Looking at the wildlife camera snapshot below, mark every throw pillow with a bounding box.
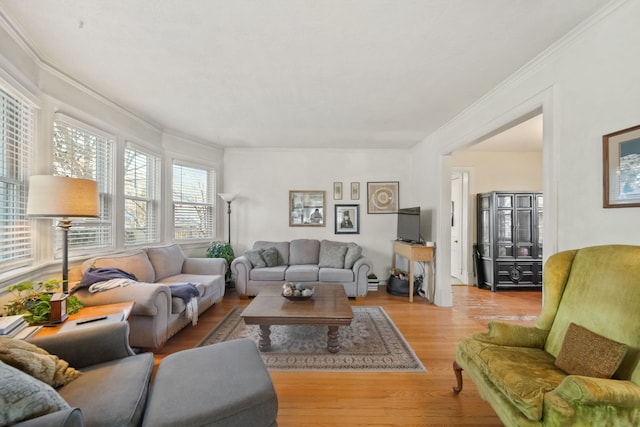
[262,247,281,267]
[244,249,267,268]
[0,361,71,427]
[554,323,627,378]
[344,243,362,269]
[319,243,348,269]
[0,337,82,388]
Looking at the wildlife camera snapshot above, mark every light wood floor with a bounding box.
[154,285,542,426]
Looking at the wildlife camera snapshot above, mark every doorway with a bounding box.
[450,170,469,284]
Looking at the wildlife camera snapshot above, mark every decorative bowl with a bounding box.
[281,283,314,301]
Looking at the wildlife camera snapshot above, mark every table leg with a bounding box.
[327,325,340,353]
[258,324,272,351]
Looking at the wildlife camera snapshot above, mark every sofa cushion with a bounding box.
[319,268,354,282]
[0,361,71,427]
[250,266,287,281]
[319,242,348,268]
[285,264,319,281]
[245,249,267,268]
[554,323,627,378]
[59,353,154,427]
[458,337,566,421]
[0,337,82,388]
[253,241,290,265]
[262,247,282,267]
[289,239,320,265]
[89,251,155,283]
[344,243,362,269]
[147,244,186,281]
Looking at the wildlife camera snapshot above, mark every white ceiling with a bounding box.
[0,1,610,149]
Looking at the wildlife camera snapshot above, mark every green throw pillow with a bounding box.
[554,323,627,378]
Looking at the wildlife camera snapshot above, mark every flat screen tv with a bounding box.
[396,207,421,243]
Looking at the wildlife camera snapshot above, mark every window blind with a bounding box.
[0,87,34,267]
[124,145,160,245]
[172,163,214,240]
[52,117,114,253]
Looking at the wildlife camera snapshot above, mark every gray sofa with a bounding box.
[70,244,226,349]
[231,239,372,298]
[6,322,278,427]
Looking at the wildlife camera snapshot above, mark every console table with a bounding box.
[392,241,436,302]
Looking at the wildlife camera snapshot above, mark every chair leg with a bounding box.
[453,360,464,394]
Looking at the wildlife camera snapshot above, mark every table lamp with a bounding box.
[218,193,237,244]
[27,175,99,294]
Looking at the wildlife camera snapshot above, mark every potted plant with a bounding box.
[206,241,235,286]
[4,279,83,324]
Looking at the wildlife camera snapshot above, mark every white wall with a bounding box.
[224,148,412,280]
[413,0,640,306]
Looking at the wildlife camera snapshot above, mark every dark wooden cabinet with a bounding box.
[477,191,543,291]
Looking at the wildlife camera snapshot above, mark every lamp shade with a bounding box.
[27,175,99,218]
[218,193,237,203]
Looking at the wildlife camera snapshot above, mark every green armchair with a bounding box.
[453,245,640,426]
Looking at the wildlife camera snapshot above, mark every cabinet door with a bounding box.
[536,194,544,258]
[496,194,514,258]
[478,195,492,257]
[514,194,535,258]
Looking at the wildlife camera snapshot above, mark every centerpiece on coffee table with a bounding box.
[282,282,314,300]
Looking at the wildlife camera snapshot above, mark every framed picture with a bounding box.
[289,191,326,226]
[367,181,399,214]
[603,124,640,208]
[335,204,359,234]
[350,182,360,200]
[333,182,343,200]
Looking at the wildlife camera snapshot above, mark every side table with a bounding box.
[34,301,134,337]
[392,241,436,302]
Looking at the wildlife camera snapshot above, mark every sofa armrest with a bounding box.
[472,321,548,348]
[12,408,83,427]
[552,376,640,407]
[28,322,135,369]
[74,283,171,317]
[183,257,227,276]
[231,256,253,295]
[352,256,372,297]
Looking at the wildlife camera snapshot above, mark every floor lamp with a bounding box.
[27,176,99,294]
[218,193,237,244]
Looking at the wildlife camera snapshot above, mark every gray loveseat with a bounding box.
[70,244,226,349]
[6,322,278,427]
[231,239,372,298]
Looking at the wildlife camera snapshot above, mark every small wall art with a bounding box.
[367,181,399,214]
[603,124,640,208]
[350,182,360,200]
[335,204,359,234]
[333,182,343,200]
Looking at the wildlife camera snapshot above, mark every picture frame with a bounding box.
[603,124,640,208]
[335,204,359,234]
[289,190,326,226]
[333,182,343,200]
[350,182,360,200]
[367,181,399,214]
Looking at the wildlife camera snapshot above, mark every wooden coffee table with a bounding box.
[241,284,353,353]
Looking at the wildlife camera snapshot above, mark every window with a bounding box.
[52,116,114,254]
[124,144,160,245]
[0,87,34,268]
[172,162,214,240]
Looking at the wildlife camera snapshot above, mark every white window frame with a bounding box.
[52,114,115,256]
[124,143,161,246]
[172,161,215,241]
[0,84,36,271]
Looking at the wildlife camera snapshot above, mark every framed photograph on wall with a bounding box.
[333,182,343,200]
[603,124,640,208]
[367,181,399,214]
[350,182,360,200]
[289,190,326,226]
[335,204,359,234]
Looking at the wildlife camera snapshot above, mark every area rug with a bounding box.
[197,306,426,372]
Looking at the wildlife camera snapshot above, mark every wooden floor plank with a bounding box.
[154,284,541,426]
